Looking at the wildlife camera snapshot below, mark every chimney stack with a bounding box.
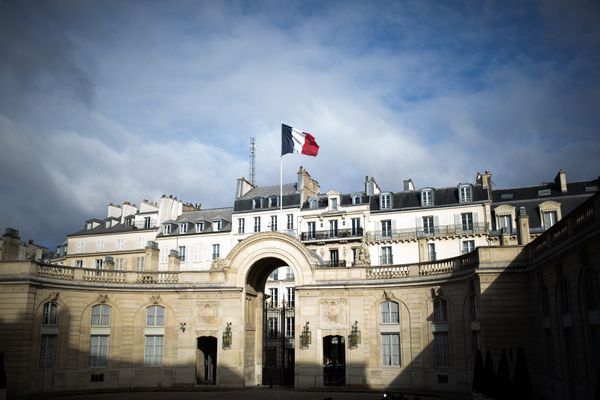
[554,169,567,193]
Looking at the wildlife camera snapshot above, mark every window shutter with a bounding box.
[434,215,440,227]
[473,212,479,225]
[454,214,460,226]
[416,217,422,228]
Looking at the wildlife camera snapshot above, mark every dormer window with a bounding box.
[213,220,222,231]
[163,224,171,235]
[421,189,434,207]
[330,197,338,211]
[179,223,188,234]
[252,197,262,209]
[86,222,93,230]
[309,197,319,209]
[196,222,204,232]
[352,195,361,205]
[125,216,134,226]
[380,193,391,210]
[269,196,279,208]
[458,184,472,203]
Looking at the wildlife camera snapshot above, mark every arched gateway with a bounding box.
[225,232,317,386]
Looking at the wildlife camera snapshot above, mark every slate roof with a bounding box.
[159,207,234,236]
[68,220,138,237]
[238,183,297,200]
[234,183,301,212]
[369,185,490,212]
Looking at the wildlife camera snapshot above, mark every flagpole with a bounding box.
[280,120,284,212]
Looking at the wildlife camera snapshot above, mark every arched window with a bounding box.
[145,305,165,367]
[432,297,449,367]
[434,298,448,322]
[42,302,58,326]
[39,302,58,369]
[380,301,400,366]
[90,304,111,367]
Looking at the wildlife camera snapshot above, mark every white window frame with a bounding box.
[421,189,433,206]
[270,215,278,231]
[178,246,186,262]
[238,218,245,234]
[380,193,391,210]
[212,244,220,259]
[180,223,188,234]
[254,216,261,232]
[459,184,472,203]
[287,214,294,230]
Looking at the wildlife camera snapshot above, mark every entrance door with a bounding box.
[196,336,217,384]
[323,335,345,386]
[262,300,295,386]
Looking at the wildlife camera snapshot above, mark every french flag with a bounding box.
[281,124,320,157]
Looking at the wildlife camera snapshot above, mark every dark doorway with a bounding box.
[323,335,346,385]
[196,336,217,384]
[262,298,295,386]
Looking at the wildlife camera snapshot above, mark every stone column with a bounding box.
[168,250,181,272]
[517,207,530,246]
[145,241,160,272]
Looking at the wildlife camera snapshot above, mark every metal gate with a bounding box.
[262,300,295,386]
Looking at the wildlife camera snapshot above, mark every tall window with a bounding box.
[145,305,165,367]
[90,304,111,367]
[75,260,84,268]
[381,246,393,265]
[180,223,188,234]
[423,216,434,235]
[163,224,171,235]
[329,249,339,267]
[307,221,316,239]
[144,216,151,229]
[329,220,338,237]
[330,197,338,210]
[498,215,512,233]
[269,196,279,208]
[115,258,124,270]
[214,220,222,231]
[380,193,391,209]
[433,298,449,367]
[351,218,361,236]
[461,213,473,231]
[269,288,279,307]
[254,217,261,232]
[271,215,278,231]
[43,302,58,325]
[117,238,124,250]
[212,244,220,259]
[95,259,103,270]
[428,243,436,261]
[146,305,165,327]
[380,301,400,366]
[40,302,58,369]
[238,218,245,234]
[459,185,472,202]
[309,197,319,209]
[542,211,558,230]
[462,240,475,254]
[253,198,262,209]
[268,318,278,338]
[178,246,186,262]
[285,317,295,338]
[434,298,447,322]
[135,256,144,271]
[196,222,204,232]
[421,189,433,206]
[287,214,294,230]
[381,220,392,238]
[287,287,295,306]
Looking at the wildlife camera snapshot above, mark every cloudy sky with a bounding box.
[1,0,599,247]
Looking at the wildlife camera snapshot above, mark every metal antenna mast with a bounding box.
[249,137,256,185]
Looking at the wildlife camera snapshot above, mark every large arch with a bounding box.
[224,232,317,386]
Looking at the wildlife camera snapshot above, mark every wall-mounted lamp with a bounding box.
[222,322,232,349]
[179,322,186,332]
[348,320,361,349]
[300,321,311,349]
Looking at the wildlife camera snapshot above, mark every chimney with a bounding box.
[554,169,567,193]
[235,177,255,199]
[403,179,415,191]
[145,241,160,272]
[365,176,381,196]
[1,228,21,261]
[168,249,181,272]
[107,203,122,219]
[297,167,320,204]
[517,207,530,245]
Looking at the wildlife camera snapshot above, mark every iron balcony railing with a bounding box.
[366,222,488,241]
[322,259,347,267]
[300,228,363,241]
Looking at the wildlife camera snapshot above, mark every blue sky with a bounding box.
[1,0,599,247]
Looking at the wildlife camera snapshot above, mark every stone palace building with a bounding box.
[0,168,598,399]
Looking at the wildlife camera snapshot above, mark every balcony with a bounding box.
[134,219,158,229]
[300,228,363,242]
[367,222,488,242]
[323,259,347,267]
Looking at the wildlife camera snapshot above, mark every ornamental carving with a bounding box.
[430,286,443,299]
[97,293,109,303]
[49,291,60,301]
[211,258,229,271]
[320,299,347,325]
[356,243,371,266]
[150,295,161,305]
[197,302,219,325]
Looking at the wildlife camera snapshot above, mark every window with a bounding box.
[163,224,171,235]
[462,240,475,254]
[584,270,600,311]
[287,214,294,230]
[117,238,124,250]
[91,304,111,326]
[212,244,220,259]
[39,334,57,369]
[96,240,104,252]
[309,197,319,209]
[138,236,145,248]
[254,217,261,232]
[178,246,186,262]
[351,218,361,236]
[75,260,84,268]
[238,218,245,234]
[95,259,103,270]
[146,305,165,327]
[381,333,401,366]
[269,196,279,208]
[428,243,436,261]
[433,298,447,322]
[285,317,295,338]
[329,220,338,237]
[380,193,391,209]
[115,258,124,270]
[330,197,338,210]
[196,222,204,232]
[180,223,188,234]
[76,241,84,253]
[287,287,295,306]
[469,294,479,321]
[381,220,392,238]
[89,335,109,367]
[43,302,58,325]
[542,211,558,230]
[381,246,393,265]
[214,220,222,231]
[353,195,361,205]
[253,198,262,209]
[268,318,278,338]
[381,301,399,324]
[271,215,278,231]
[559,279,570,315]
[498,215,513,233]
[459,185,472,203]
[329,249,339,266]
[461,213,473,231]
[434,332,450,367]
[422,189,433,206]
[144,335,163,367]
[352,247,359,265]
[144,217,151,229]
[423,216,435,234]
[307,221,316,239]
[269,288,279,307]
